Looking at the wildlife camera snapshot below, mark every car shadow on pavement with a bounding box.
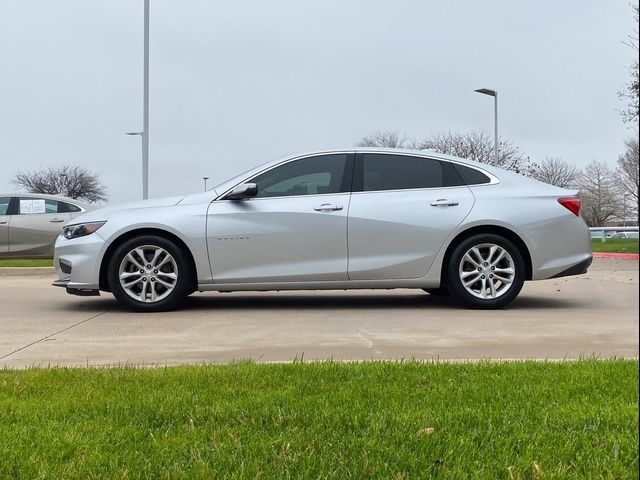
[177,292,583,311]
[53,292,583,313]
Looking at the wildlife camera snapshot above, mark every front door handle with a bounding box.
[314,204,343,212]
[50,218,65,223]
[0,220,7,225]
[430,199,459,207]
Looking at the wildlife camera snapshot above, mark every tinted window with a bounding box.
[0,197,9,216]
[361,154,443,191]
[58,201,82,213]
[453,164,491,185]
[251,154,350,198]
[18,198,58,214]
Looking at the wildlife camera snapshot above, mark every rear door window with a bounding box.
[357,154,443,191]
[18,198,59,214]
[0,197,10,216]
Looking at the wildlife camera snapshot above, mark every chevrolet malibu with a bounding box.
[53,149,592,311]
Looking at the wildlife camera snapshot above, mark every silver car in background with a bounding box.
[0,193,89,258]
[52,148,592,311]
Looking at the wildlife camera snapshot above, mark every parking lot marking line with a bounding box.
[0,310,112,362]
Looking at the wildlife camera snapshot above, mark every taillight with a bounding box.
[558,197,581,216]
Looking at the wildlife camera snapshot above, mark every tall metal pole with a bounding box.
[493,91,498,163]
[203,177,209,192]
[142,0,150,199]
[474,88,499,163]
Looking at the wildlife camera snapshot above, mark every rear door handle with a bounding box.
[430,199,459,207]
[314,204,343,212]
[50,218,65,223]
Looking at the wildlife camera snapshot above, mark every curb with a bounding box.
[592,252,639,260]
[0,267,56,277]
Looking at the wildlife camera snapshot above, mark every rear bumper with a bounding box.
[524,215,593,280]
[549,255,592,279]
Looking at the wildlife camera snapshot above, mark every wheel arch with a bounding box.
[99,228,198,292]
[440,225,533,284]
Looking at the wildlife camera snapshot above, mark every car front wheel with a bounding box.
[107,235,193,312]
[446,233,525,309]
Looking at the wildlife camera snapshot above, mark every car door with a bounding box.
[207,153,354,283]
[347,153,475,280]
[0,197,11,254]
[8,198,72,257]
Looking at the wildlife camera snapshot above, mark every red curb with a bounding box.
[593,252,639,260]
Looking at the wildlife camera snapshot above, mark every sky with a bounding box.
[0,0,636,203]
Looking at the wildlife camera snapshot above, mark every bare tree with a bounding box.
[12,165,108,203]
[619,1,639,125]
[357,131,407,148]
[578,160,621,226]
[531,156,580,188]
[413,131,535,175]
[617,137,639,223]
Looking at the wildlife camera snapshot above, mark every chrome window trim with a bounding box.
[215,150,499,201]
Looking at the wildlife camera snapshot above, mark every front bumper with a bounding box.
[52,232,106,293]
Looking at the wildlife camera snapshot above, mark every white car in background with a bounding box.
[0,193,89,258]
[608,231,639,239]
[52,148,592,311]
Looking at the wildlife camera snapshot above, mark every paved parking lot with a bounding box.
[0,258,637,368]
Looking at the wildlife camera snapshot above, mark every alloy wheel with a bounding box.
[458,243,515,300]
[118,245,179,303]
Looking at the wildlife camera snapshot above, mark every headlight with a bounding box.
[63,222,106,240]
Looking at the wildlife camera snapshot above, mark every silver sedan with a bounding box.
[1,193,89,258]
[52,148,592,310]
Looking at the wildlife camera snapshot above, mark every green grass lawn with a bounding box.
[0,360,637,479]
[0,258,53,267]
[592,238,639,254]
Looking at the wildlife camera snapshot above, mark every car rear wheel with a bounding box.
[107,235,192,312]
[446,233,525,309]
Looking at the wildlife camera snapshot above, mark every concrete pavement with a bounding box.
[0,258,637,368]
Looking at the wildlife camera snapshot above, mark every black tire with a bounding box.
[422,287,450,296]
[107,235,193,312]
[446,233,525,309]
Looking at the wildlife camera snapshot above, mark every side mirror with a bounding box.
[225,183,258,200]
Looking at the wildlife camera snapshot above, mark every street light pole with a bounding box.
[59,173,67,197]
[474,88,498,162]
[125,0,150,200]
[142,0,149,200]
[203,177,209,192]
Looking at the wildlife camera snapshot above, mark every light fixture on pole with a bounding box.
[203,176,210,192]
[125,0,150,200]
[474,88,498,162]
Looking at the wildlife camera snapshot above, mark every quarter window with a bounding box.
[360,154,443,191]
[250,154,350,198]
[453,164,491,185]
[58,201,82,213]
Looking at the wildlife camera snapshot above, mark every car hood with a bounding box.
[67,195,186,225]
